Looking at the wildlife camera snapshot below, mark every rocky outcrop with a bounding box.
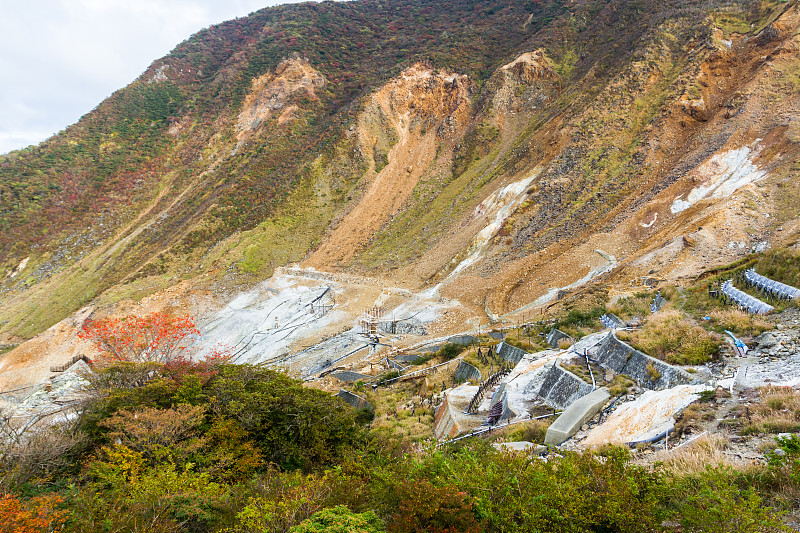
[236,54,326,137]
[491,49,561,115]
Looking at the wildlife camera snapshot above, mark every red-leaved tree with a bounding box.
[0,492,66,533]
[78,312,202,364]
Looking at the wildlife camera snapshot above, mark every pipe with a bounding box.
[626,426,673,447]
[584,351,596,389]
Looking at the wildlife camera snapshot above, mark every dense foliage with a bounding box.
[1,374,795,533]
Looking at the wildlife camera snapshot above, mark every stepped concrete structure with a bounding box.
[435,335,700,443]
[433,385,482,439]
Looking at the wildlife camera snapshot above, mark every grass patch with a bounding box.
[498,418,552,444]
[608,375,634,397]
[711,11,750,35]
[503,335,539,353]
[563,364,595,385]
[741,387,800,435]
[609,291,658,322]
[674,402,718,438]
[617,309,721,365]
[655,434,746,476]
[707,309,772,337]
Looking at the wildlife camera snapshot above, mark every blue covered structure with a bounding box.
[721,280,773,314]
[743,269,800,301]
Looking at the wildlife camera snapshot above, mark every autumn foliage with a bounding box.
[78,312,201,364]
[0,492,65,533]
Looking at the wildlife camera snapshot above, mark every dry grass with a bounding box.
[608,374,634,397]
[707,308,772,337]
[741,386,800,435]
[618,309,721,365]
[609,292,657,321]
[674,402,717,438]
[654,434,748,476]
[557,337,574,349]
[495,418,552,444]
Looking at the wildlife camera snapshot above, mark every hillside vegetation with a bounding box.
[1,358,797,533]
[3,0,798,342]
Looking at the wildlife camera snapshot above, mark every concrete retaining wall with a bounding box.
[544,387,611,445]
[593,333,693,390]
[388,359,405,371]
[497,342,527,365]
[453,360,481,383]
[331,371,371,383]
[536,362,595,410]
[336,390,373,411]
[546,329,573,349]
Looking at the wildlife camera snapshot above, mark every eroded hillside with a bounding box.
[1,0,800,383]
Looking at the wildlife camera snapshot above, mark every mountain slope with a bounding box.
[1,0,799,353]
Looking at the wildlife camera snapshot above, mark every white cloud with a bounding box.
[0,0,302,154]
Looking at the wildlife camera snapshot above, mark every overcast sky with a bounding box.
[0,0,303,155]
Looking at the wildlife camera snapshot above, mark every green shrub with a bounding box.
[557,307,607,329]
[375,443,664,533]
[290,505,385,533]
[71,445,226,533]
[669,467,789,533]
[388,480,479,533]
[210,365,363,471]
[436,343,466,361]
[78,362,365,473]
